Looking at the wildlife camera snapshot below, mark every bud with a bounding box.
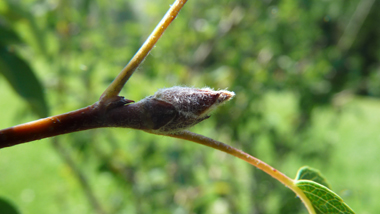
[142,86,235,134]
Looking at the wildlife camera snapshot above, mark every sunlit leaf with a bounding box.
[295,166,331,189]
[0,47,48,117]
[296,180,355,214]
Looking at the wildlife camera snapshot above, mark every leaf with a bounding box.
[0,197,20,214]
[296,180,355,214]
[0,2,48,57]
[0,23,22,46]
[295,167,355,214]
[295,166,331,189]
[0,46,49,117]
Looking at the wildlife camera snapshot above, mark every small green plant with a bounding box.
[0,1,356,213]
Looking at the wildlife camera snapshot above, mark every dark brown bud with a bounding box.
[141,86,235,134]
[105,87,235,134]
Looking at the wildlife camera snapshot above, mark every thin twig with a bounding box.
[100,0,188,102]
[166,130,316,214]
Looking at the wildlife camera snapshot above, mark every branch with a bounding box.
[100,0,188,103]
[0,104,102,148]
[0,0,191,148]
[0,87,228,148]
[166,130,316,214]
[0,97,141,148]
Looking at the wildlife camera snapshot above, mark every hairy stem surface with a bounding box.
[167,130,316,214]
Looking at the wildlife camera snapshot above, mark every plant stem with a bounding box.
[0,104,103,148]
[100,0,188,102]
[167,130,316,214]
[0,98,157,148]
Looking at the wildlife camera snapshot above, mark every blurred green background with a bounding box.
[1,0,380,213]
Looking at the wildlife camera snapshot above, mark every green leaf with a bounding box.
[0,46,49,117]
[295,166,331,189]
[0,2,48,57]
[0,23,22,46]
[296,180,355,214]
[0,197,20,214]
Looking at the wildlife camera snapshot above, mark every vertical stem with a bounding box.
[100,0,188,102]
[167,130,316,214]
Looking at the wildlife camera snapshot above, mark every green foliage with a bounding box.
[0,197,19,214]
[0,46,48,117]
[296,166,331,189]
[296,181,354,214]
[1,0,380,213]
[0,11,48,117]
[295,166,354,214]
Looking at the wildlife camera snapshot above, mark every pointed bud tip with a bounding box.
[216,89,235,103]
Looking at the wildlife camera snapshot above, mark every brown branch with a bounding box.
[0,97,141,148]
[0,104,103,148]
[0,87,234,149]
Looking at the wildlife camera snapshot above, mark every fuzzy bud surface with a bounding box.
[143,86,235,134]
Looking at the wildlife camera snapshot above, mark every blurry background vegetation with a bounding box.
[1,0,380,213]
